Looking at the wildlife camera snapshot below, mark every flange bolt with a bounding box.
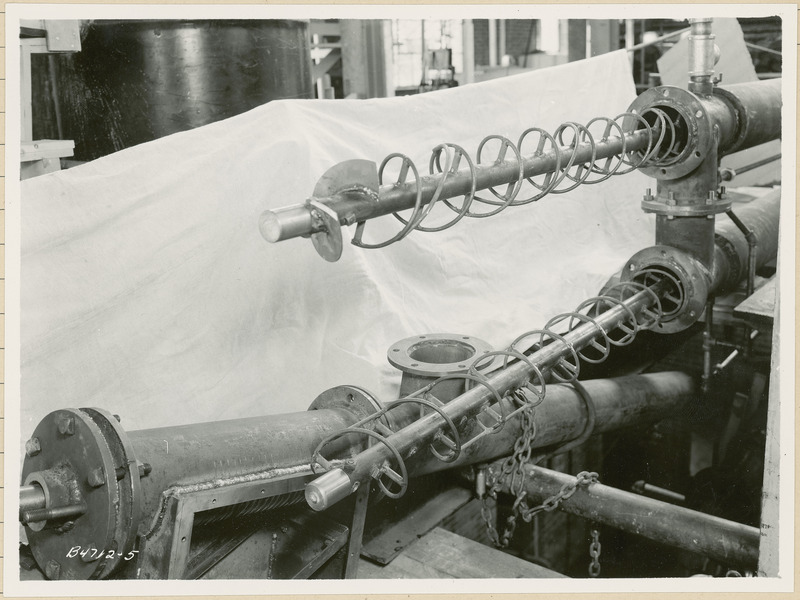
[57,415,75,436]
[87,467,106,488]
[45,560,61,580]
[25,437,41,457]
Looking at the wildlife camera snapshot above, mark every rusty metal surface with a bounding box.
[127,407,365,521]
[411,372,694,476]
[22,404,369,579]
[714,78,782,154]
[21,409,136,579]
[712,188,781,294]
[504,464,760,569]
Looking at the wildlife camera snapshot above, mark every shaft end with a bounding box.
[305,468,354,511]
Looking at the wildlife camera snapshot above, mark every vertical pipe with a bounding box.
[639,20,646,88]
[488,19,498,66]
[420,20,426,85]
[701,296,714,394]
[498,19,507,62]
[688,18,715,95]
[461,19,475,84]
[625,19,635,66]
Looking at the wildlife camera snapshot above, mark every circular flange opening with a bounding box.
[407,340,475,365]
[621,245,710,334]
[388,333,493,377]
[632,266,686,319]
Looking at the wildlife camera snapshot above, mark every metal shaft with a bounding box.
[20,484,47,514]
[306,281,668,510]
[260,129,652,243]
[505,464,760,569]
[21,502,88,525]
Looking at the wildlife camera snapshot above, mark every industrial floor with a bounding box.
[358,527,566,579]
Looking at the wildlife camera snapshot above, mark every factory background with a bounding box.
[13,12,792,591]
[23,18,782,170]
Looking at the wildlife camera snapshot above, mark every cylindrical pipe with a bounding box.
[126,407,390,520]
[714,78,782,155]
[688,18,716,95]
[259,129,652,244]
[410,371,694,476]
[503,464,760,569]
[711,188,780,294]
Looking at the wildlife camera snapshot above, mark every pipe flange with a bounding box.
[387,333,493,378]
[21,409,140,579]
[621,245,710,334]
[642,195,732,217]
[626,86,713,180]
[308,385,383,422]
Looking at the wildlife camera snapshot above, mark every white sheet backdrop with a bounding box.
[20,50,655,434]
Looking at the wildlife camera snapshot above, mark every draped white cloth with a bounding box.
[20,50,653,434]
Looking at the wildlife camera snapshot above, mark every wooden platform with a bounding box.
[358,527,567,579]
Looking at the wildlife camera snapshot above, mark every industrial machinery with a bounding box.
[19,19,783,580]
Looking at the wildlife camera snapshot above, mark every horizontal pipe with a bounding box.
[714,78,782,155]
[711,187,780,294]
[411,371,695,476]
[127,406,411,520]
[260,129,652,244]
[502,464,760,569]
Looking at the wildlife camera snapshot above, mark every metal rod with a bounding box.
[701,296,714,394]
[745,41,782,57]
[720,154,781,182]
[19,484,47,514]
[260,129,652,244]
[632,480,686,504]
[306,281,668,510]
[714,348,740,374]
[508,465,760,569]
[626,26,691,53]
[21,502,88,524]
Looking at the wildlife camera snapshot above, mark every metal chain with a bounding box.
[480,389,536,547]
[588,527,601,577]
[479,388,600,548]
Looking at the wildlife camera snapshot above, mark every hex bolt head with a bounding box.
[45,560,61,580]
[87,467,106,487]
[57,415,75,436]
[25,437,42,457]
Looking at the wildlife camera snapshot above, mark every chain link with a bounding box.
[588,527,601,577]
[480,389,536,547]
[479,388,599,549]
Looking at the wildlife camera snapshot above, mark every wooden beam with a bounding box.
[312,48,341,82]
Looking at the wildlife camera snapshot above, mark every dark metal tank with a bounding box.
[34,20,313,161]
